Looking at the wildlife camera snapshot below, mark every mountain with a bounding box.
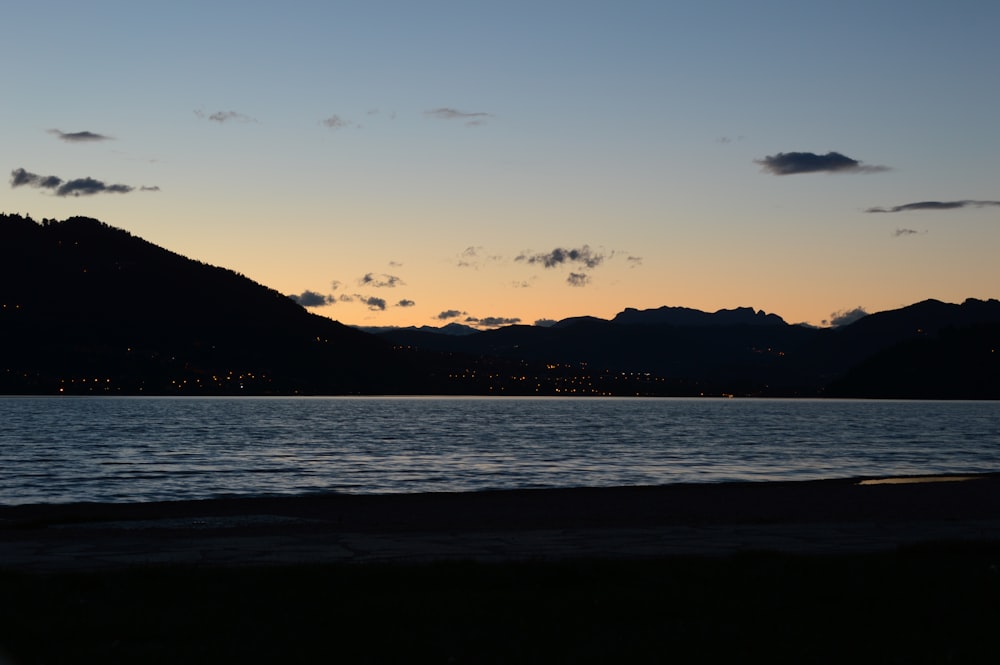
[612,305,786,327]
[3,213,998,398]
[373,298,1000,398]
[0,214,450,394]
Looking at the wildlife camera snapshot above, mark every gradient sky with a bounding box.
[5,1,999,329]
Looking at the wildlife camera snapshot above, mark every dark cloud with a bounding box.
[140,185,161,192]
[893,228,919,237]
[11,168,60,189]
[48,129,112,142]
[825,307,868,327]
[755,151,889,175]
[425,108,492,126]
[866,200,1000,213]
[437,309,466,320]
[194,109,256,123]
[534,319,557,327]
[396,299,416,307]
[515,246,604,269]
[470,316,521,328]
[364,297,387,311]
[10,168,145,196]
[359,273,403,288]
[58,177,133,196]
[566,272,590,287]
[289,290,334,307]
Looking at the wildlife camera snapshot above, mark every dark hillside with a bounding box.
[0,214,435,394]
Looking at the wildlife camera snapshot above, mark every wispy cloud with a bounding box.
[866,200,1000,213]
[425,107,492,126]
[437,309,466,320]
[566,272,590,287]
[48,129,113,142]
[515,246,604,269]
[321,114,353,130]
[10,168,155,197]
[893,228,920,237]
[194,109,257,123]
[456,246,503,269]
[755,151,889,175]
[359,273,403,288]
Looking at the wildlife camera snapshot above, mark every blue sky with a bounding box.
[5,0,999,328]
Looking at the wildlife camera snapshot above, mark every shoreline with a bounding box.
[3,473,999,571]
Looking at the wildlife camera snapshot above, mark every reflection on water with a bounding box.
[1,396,998,504]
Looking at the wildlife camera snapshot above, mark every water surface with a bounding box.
[1,396,997,504]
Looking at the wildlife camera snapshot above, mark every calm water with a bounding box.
[1,396,998,505]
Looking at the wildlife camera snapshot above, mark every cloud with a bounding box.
[825,307,868,327]
[469,316,521,328]
[893,228,919,237]
[11,168,60,189]
[755,151,889,175]
[865,200,1000,213]
[48,129,112,142]
[534,319,557,327]
[457,246,482,267]
[425,107,492,126]
[437,309,466,320]
[289,290,334,307]
[363,297,387,311]
[626,255,643,267]
[566,272,590,287]
[140,185,161,192]
[359,273,403,288]
[10,168,149,197]
[194,109,257,123]
[322,115,352,130]
[515,246,604,269]
[396,299,416,308]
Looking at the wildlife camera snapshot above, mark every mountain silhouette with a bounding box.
[3,213,998,397]
[0,214,450,394]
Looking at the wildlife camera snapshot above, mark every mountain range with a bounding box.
[2,213,998,398]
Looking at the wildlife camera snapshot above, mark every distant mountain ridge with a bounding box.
[2,213,998,397]
[612,305,786,326]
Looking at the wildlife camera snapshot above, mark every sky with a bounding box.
[4,1,999,329]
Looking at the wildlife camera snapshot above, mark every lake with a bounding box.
[1,396,998,504]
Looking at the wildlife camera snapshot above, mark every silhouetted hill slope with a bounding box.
[0,214,442,394]
[826,321,1000,399]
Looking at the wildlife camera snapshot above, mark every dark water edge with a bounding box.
[3,545,1000,664]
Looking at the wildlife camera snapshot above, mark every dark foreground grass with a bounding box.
[2,543,999,664]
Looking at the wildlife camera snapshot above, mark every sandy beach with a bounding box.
[3,473,1000,571]
[2,475,1000,663]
